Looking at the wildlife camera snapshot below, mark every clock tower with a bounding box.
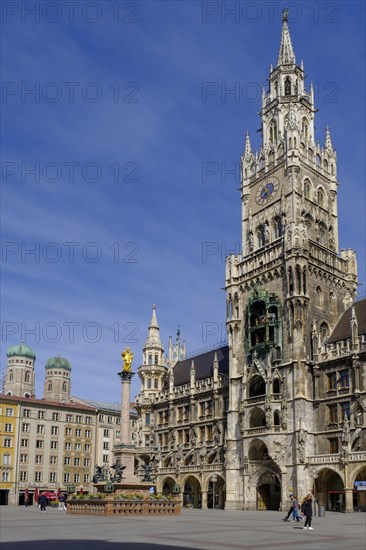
[225,10,358,510]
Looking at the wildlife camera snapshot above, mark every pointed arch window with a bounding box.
[329,292,336,314]
[154,354,159,365]
[257,225,266,248]
[303,267,307,294]
[9,370,13,382]
[288,267,294,295]
[274,411,281,426]
[304,179,311,199]
[316,154,321,167]
[317,188,324,207]
[273,216,282,239]
[269,120,277,145]
[316,287,323,307]
[62,382,67,392]
[148,354,152,365]
[285,77,291,96]
[47,382,52,391]
[301,118,309,141]
[320,322,329,342]
[25,371,30,383]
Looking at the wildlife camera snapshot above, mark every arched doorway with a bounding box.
[162,477,176,496]
[183,476,202,508]
[257,471,281,510]
[316,469,345,512]
[207,475,226,509]
[353,467,366,512]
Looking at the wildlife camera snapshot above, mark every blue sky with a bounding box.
[1,1,365,403]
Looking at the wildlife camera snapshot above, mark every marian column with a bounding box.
[114,347,139,482]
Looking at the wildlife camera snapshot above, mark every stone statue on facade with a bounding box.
[341,417,350,447]
[297,428,306,463]
[143,464,153,482]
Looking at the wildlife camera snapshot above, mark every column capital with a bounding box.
[118,371,135,383]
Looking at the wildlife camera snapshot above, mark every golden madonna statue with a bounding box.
[121,347,133,372]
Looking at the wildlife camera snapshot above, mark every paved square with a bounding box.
[1,507,365,550]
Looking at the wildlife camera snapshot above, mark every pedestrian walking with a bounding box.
[58,494,66,511]
[38,492,48,513]
[282,494,295,521]
[301,492,314,530]
[291,495,302,522]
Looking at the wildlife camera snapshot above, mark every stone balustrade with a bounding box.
[67,498,180,516]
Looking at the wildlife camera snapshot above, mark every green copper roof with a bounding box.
[45,355,71,371]
[7,343,36,360]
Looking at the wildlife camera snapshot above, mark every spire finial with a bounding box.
[277,8,296,66]
[325,126,333,150]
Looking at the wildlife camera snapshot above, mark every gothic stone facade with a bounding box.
[134,14,365,512]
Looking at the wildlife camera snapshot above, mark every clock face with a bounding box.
[255,178,279,206]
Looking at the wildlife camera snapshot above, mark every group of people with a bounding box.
[282,492,314,530]
[35,492,67,513]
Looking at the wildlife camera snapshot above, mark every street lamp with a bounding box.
[211,474,218,511]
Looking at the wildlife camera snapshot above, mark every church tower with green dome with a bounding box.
[43,354,72,402]
[4,342,36,398]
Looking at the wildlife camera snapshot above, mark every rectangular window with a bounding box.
[4,424,12,432]
[147,378,152,389]
[103,442,109,450]
[38,410,45,419]
[34,472,42,482]
[64,457,71,465]
[327,372,337,390]
[35,455,43,464]
[103,429,110,438]
[2,472,9,482]
[6,408,14,416]
[65,428,72,436]
[84,474,90,483]
[22,423,30,432]
[50,456,57,464]
[23,409,30,418]
[102,454,109,463]
[329,438,339,454]
[4,438,12,448]
[74,458,80,466]
[20,454,28,463]
[99,414,104,422]
[108,416,113,424]
[50,441,58,449]
[145,413,150,426]
[51,426,59,435]
[52,413,60,421]
[84,458,90,467]
[20,471,27,481]
[85,416,91,425]
[64,473,70,483]
[49,472,57,482]
[328,404,338,424]
[116,430,120,439]
[66,414,73,423]
[74,473,80,483]
[85,430,91,438]
[37,425,45,434]
[84,444,91,452]
[75,443,81,451]
[36,440,44,448]
[76,415,82,424]
[145,435,150,446]
[75,429,81,437]
[64,442,71,450]
[340,370,349,388]
[21,439,28,447]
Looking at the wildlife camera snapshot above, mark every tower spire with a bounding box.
[244,131,252,158]
[277,8,296,66]
[145,304,163,348]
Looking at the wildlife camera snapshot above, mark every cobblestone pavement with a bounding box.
[1,506,365,550]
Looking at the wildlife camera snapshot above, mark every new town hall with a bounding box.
[1,13,365,511]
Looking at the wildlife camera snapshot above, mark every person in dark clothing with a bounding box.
[282,494,295,521]
[38,493,48,513]
[301,493,314,530]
